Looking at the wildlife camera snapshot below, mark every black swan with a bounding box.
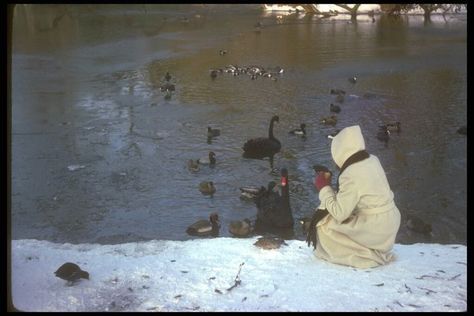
[243,115,281,159]
[186,213,220,237]
[54,262,89,285]
[254,168,294,231]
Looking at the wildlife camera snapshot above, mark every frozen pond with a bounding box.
[11,5,467,245]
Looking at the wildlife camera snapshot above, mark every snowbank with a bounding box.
[11,238,466,312]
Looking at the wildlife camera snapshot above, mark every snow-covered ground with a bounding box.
[11,238,466,312]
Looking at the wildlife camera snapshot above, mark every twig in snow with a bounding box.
[449,273,462,280]
[215,289,223,294]
[373,283,384,286]
[394,300,403,307]
[408,304,421,308]
[418,287,437,295]
[415,274,441,280]
[227,262,245,292]
[404,284,412,293]
[456,261,466,266]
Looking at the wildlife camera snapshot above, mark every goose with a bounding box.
[186,213,220,237]
[243,115,281,159]
[321,115,337,126]
[289,123,306,137]
[199,181,216,195]
[197,151,216,166]
[187,159,200,172]
[228,218,253,237]
[330,103,341,113]
[219,49,228,55]
[54,262,89,285]
[457,126,467,135]
[380,122,401,133]
[327,129,341,139]
[255,168,294,229]
[348,76,357,84]
[377,126,390,143]
[207,127,221,138]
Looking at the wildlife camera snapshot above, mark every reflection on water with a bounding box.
[11,5,466,245]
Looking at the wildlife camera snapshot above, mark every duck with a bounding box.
[335,94,345,103]
[199,181,216,195]
[160,82,175,92]
[54,262,89,285]
[243,115,281,159]
[164,72,172,82]
[229,218,253,237]
[380,122,401,133]
[321,115,337,126]
[187,159,200,172]
[197,151,216,166]
[377,126,390,143]
[210,69,218,79]
[186,212,220,237]
[255,168,294,230]
[289,123,306,137]
[457,126,467,135]
[164,89,172,100]
[330,103,341,113]
[330,89,346,95]
[327,129,341,139]
[253,236,288,250]
[239,185,264,201]
[348,76,357,84]
[207,126,221,138]
[219,49,227,55]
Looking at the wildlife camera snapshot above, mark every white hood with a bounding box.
[330,125,366,168]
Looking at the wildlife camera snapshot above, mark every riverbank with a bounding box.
[10,238,467,312]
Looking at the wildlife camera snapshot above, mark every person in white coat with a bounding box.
[307,125,401,269]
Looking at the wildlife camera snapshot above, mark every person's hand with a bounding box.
[314,172,331,191]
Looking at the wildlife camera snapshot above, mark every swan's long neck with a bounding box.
[281,176,290,209]
[269,118,276,139]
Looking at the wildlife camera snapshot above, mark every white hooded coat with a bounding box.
[315,125,401,268]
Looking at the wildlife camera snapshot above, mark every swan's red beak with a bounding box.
[281,177,287,187]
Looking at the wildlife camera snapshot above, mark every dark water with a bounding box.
[11,4,467,245]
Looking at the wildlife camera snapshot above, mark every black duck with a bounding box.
[54,262,89,285]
